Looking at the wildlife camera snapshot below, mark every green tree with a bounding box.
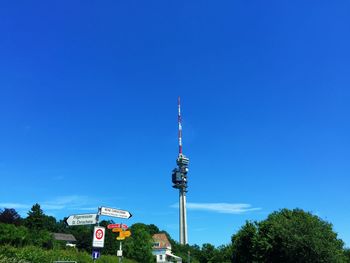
[69,225,93,252]
[199,243,216,263]
[344,248,350,263]
[27,230,54,249]
[43,215,57,232]
[171,243,192,263]
[54,218,70,233]
[25,204,46,230]
[124,223,153,263]
[0,223,29,247]
[231,221,257,263]
[216,245,232,263]
[147,224,160,236]
[0,208,22,226]
[231,208,347,263]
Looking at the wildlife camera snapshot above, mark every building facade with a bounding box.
[152,233,182,263]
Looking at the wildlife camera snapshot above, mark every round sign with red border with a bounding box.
[93,226,105,248]
[95,229,104,240]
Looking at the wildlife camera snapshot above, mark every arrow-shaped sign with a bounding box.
[66,213,98,226]
[100,207,132,219]
[112,226,132,242]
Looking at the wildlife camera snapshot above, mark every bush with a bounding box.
[0,255,29,263]
[0,245,137,263]
[0,223,29,247]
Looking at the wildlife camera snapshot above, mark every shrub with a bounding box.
[0,255,29,263]
[0,245,137,263]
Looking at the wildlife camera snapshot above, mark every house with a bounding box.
[53,233,77,247]
[152,233,182,263]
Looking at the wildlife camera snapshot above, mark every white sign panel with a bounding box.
[66,213,97,226]
[92,226,105,248]
[100,207,132,219]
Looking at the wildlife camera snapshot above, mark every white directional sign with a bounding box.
[66,213,97,226]
[100,207,132,219]
[92,226,105,248]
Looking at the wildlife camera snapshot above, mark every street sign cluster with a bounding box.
[65,206,132,261]
[65,207,132,227]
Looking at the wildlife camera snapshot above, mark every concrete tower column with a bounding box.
[179,189,184,244]
[182,190,188,244]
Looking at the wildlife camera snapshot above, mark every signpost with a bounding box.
[65,213,97,226]
[66,206,133,263]
[118,242,123,263]
[109,223,132,263]
[100,207,132,219]
[92,226,106,248]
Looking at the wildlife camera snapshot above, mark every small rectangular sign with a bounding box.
[100,207,132,219]
[66,213,97,226]
[92,226,105,248]
[107,223,128,230]
[92,250,100,259]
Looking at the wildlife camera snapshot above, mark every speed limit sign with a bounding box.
[92,226,105,248]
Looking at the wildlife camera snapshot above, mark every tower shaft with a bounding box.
[179,188,188,244]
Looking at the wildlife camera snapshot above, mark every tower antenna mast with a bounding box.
[178,96,183,155]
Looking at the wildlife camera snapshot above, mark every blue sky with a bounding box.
[0,1,349,247]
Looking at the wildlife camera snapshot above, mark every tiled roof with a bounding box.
[152,233,171,249]
[53,233,77,242]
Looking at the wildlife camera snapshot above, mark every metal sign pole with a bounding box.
[93,207,101,262]
[119,241,122,263]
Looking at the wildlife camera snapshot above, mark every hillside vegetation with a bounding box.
[0,204,349,263]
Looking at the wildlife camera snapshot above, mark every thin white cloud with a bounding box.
[75,207,98,211]
[171,202,261,214]
[0,195,96,212]
[47,195,87,205]
[42,195,91,210]
[41,204,65,210]
[0,203,31,209]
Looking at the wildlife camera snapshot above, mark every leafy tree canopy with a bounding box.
[231,208,347,263]
[124,223,154,263]
[24,204,58,233]
[0,208,22,226]
[25,204,46,230]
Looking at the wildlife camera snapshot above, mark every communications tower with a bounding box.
[172,97,189,245]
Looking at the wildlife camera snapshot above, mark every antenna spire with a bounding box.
[178,96,183,155]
